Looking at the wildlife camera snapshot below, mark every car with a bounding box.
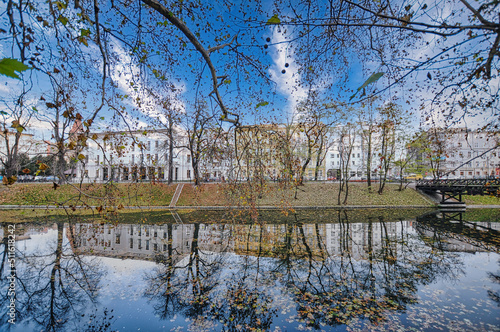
[405,174,423,180]
[46,176,60,182]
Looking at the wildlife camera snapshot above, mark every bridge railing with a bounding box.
[416,178,500,197]
[416,178,500,187]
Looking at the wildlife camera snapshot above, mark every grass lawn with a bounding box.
[175,182,432,207]
[0,181,432,208]
[463,194,500,205]
[0,182,176,207]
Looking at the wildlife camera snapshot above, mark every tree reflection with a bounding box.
[144,223,227,328]
[270,211,465,329]
[488,260,500,306]
[1,221,105,331]
[207,224,276,332]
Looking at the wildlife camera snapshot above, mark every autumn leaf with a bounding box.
[3,176,17,186]
[266,14,281,25]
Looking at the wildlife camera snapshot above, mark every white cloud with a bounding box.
[267,27,308,122]
[109,38,187,128]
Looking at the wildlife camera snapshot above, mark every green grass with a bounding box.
[0,182,176,207]
[232,182,431,207]
[463,194,500,205]
[0,181,433,208]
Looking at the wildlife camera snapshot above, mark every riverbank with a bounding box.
[0,182,435,207]
[1,181,499,214]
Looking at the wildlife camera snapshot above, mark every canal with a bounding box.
[1,208,499,331]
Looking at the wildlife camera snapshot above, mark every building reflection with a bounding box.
[54,211,500,263]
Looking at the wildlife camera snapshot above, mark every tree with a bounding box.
[184,101,217,186]
[358,98,378,192]
[0,98,35,182]
[156,97,182,185]
[376,102,405,194]
[337,123,356,205]
[268,0,500,129]
[295,94,341,185]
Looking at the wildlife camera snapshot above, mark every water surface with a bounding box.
[1,209,499,331]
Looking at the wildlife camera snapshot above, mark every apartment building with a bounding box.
[72,128,194,183]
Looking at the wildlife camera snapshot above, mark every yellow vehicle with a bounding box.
[405,174,423,180]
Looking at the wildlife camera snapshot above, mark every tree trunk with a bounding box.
[167,121,174,185]
[366,130,372,192]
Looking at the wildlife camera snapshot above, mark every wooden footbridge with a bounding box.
[416,178,500,207]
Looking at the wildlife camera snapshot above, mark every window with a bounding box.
[352,160,355,165]
[155,141,159,149]
[96,155,100,164]
[155,154,158,162]
[122,167,129,180]
[146,240,150,250]
[357,153,360,158]
[187,169,191,178]
[129,238,133,249]
[131,154,135,164]
[147,141,151,151]
[116,235,120,244]
[187,155,191,163]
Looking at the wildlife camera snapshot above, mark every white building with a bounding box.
[73,129,194,183]
[442,129,500,178]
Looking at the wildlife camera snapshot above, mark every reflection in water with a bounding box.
[1,209,499,331]
[0,222,106,331]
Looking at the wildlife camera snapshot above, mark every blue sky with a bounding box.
[0,0,497,140]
